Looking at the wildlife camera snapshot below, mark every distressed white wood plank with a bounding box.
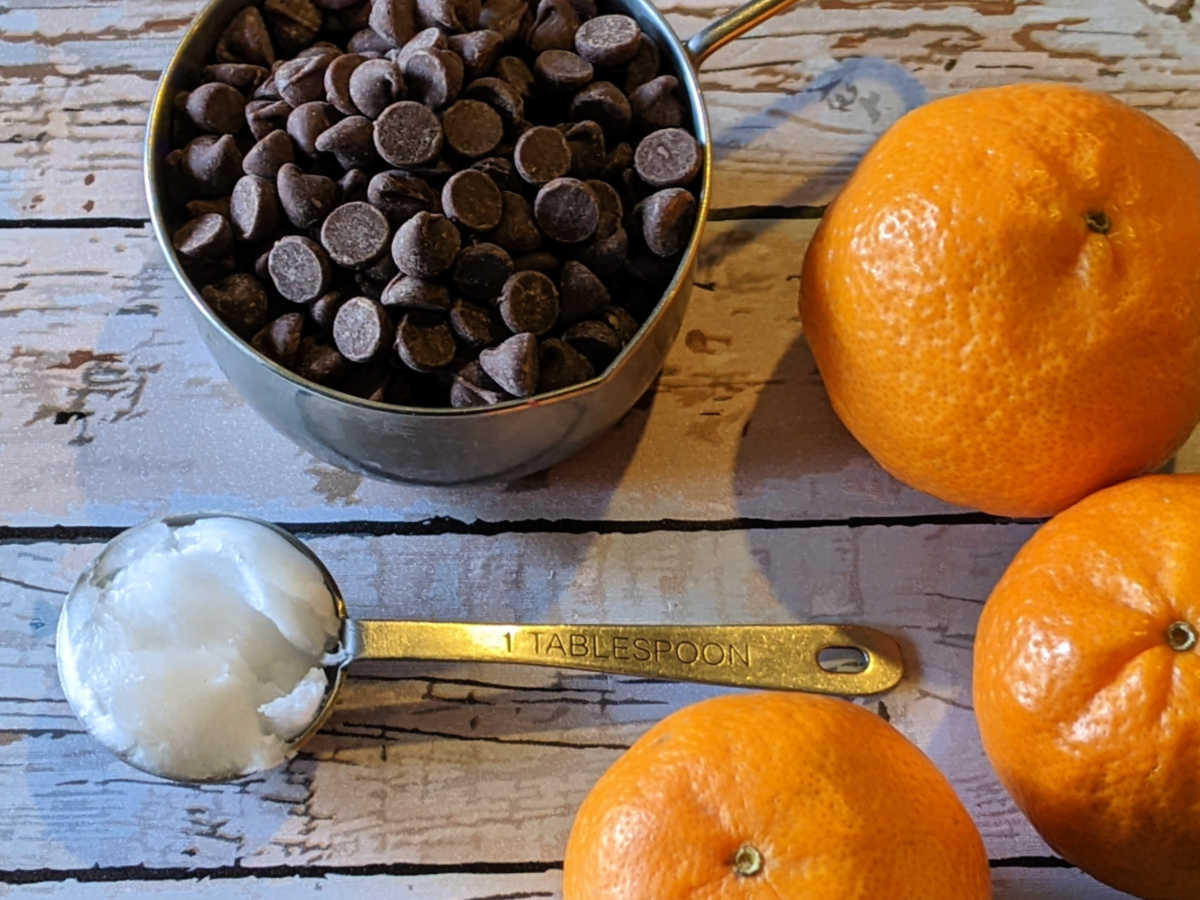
[0,522,1054,873]
[990,867,1131,899]
[0,871,562,899]
[5,1,1200,217]
[0,219,952,525]
[0,867,1133,899]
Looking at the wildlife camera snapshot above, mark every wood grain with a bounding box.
[0,218,957,526]
[4,1,1200,218]
[2,522,1047,872]
[0,867,1133,899]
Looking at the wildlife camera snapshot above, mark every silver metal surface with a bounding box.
[145,0,797,484]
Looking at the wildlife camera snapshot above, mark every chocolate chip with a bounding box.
[479,332,538,396]
[374,100,444,165]
[584,177,622,236]
[534,177,598,243]
[630,75,684,133]
[635,127,701,188]
[569,81,630,140]
[449,298,501,347]
[296,336,348,386]
[562,318,619,368]
[342,361,397,402]
[173,212,233,259]
[269,234,334,302]
[557,259,610,325]
[574,14,640,67]
[231,175,282,242]
[479,0,528,43]
[185,82,246,134]
[462,77,525,132]
[277,162,338,227]
[310,290,347,331]
[369,0,416,46]
[349,57,406,117]
[448,30,504,81]
[184,134,243,196]
[416,0,480,31]
[338,166,370,203]
[623,35,660,93]
[453,242,513,301]
[253,68,282,100]
[275,54,330,106]
[185,197,231,218]
[246,98,292,140]
[573,224,627,278]
[513,125,570,185]
[264,0,324,56]
[441,169,503,231]
[332,296,395,361]
[379,273,448,310]
[639,187,696,257]
[202,272,270,337]
[325,53,369,114]
[320,201,392,269]
[566,0,596,21]
[392,210,461,276]
[356,252,400,298]
[368,169,440,224]
[243,129,295,178]
[498,269,558,335]
[451,362,509,407]
[603,305,639,344]
[538,336,594,391]
[472,156,520,192]
[390,26,447,68]
[216,7,276,67]
[287,101,338,156]
[404,49,463,108]
[533,49,593,93]
[441,99,504,159]
[512,250,560,273]
[251,312,305,366]
[494,56,534,98]
[488,190,542,253]
[395,313,457,371]
[349,27,396,53]
[527,0,578,53]
[565,119,606,178]
[602,140,633,180]
[315,115,380,168]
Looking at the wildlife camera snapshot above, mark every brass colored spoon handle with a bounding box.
[351,622,903,695]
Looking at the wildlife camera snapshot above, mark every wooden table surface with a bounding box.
[3,0,1197,896]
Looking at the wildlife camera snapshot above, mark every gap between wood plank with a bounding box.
[0,511,1030,545]
[0,856,1075,885]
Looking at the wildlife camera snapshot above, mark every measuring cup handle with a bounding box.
[351,621,903,695]
[685,0,800,66]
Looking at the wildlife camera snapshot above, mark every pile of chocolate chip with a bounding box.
[166,0,700,407]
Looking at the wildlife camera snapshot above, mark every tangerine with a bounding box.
[800,83,1200,516]
[563,692,991,899]
[974,474,1200,898]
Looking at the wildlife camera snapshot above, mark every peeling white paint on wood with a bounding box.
[3,524,1046,873]
[5,1,1200,217]
[0,219,954,525]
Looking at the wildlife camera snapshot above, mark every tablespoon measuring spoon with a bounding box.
[56,513,903,782]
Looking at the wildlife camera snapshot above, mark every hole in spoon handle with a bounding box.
[684,0,801,67]
[352,622,903,695]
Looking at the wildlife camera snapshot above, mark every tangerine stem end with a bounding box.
[732,843,763,877]
[1167,621,1197,652]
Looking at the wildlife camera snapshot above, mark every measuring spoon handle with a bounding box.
[350,621,902,695]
